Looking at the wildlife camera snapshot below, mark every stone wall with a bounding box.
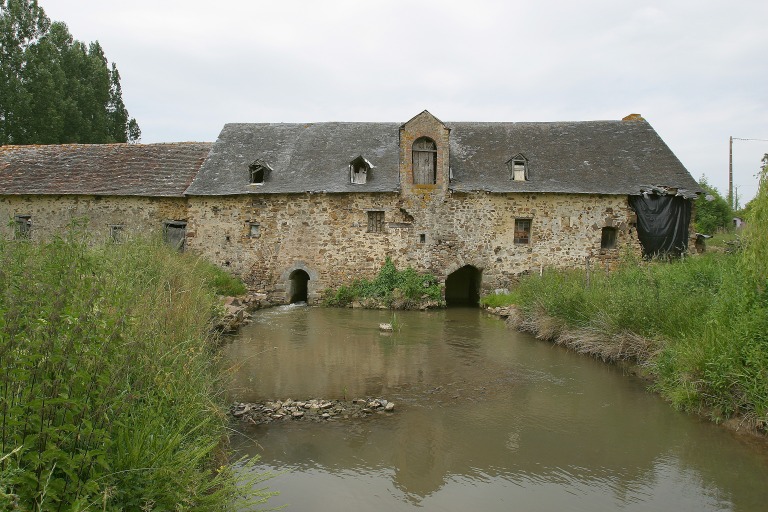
[186,192,641,304]
[0,195,187,242]
[1,191,645,305]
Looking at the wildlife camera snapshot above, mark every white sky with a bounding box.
[42,0,767,205]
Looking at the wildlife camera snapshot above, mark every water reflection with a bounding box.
[224,307,768,511]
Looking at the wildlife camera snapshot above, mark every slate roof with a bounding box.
[448,120,700,197]
[187,118,699,198]
[185,123,401,195]
[0,142,212,197]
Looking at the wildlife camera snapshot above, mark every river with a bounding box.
[222,306,768,512]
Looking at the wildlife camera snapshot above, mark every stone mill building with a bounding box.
[0,110,701,305]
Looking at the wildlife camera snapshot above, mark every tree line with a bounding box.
[0,0,139,145]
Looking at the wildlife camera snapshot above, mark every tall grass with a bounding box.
[487,164,768,431]
[0,230,272,510]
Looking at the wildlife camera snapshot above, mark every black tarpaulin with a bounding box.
[629,194,692,258]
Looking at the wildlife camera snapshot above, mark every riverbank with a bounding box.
[480,249,768,439]
[0,234,272,510]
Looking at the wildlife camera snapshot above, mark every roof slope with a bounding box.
[0,142,212,197]
[448,120,699,196]
[187,118,699,197]
[185,123,401,195]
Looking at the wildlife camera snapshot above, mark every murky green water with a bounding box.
[223,306,768,511]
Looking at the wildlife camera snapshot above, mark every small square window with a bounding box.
[601,227,617,249]
[249,222,261,238]
[419,233,426,243]
[14,215,31,240]
[367,211,385,233]
[514,218,531,244]
[110,224,125,243]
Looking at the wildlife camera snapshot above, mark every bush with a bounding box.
[200,261,248,296]
[695,176,734,234]
[0,233,272,510]
[323,258,443,308]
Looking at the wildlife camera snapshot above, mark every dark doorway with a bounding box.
[289,269,310,303]
[445,265,481,307]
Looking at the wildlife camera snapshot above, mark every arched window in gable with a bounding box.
[412,137,437,185]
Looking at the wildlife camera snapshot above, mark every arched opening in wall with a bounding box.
[445,265,482,307]
[412,137,437,184]
[289,270,310,304]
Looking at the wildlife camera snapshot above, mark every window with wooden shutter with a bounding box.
[14,215,31,240]
[350,156,371,184]
[412,137,437,184]
[506,153,529,181]
[514,218,531,244]
[367,211,385,233]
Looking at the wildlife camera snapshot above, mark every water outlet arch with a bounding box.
[445,265,482,307]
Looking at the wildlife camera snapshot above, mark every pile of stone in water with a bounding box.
[230,398,395,424]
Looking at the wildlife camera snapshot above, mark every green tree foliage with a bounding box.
[0,0,140,145]
[694,175,733,234]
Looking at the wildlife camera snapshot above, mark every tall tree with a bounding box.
[0,0,140,145]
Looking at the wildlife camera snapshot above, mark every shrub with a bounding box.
[200,260,248,296]
[323,258,442,308]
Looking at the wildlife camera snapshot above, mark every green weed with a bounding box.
[323,257,443,309]
[0,232,273,510]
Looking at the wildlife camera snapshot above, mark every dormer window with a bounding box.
[350,156,371,185]
[249,159,272,185]
[506,153,529,181]
[412,137,437,185]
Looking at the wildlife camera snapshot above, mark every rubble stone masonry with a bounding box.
[186,192,640,304]
[0,195,187,242]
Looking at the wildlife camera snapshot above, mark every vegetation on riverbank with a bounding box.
[483,164,768,433]
[322,258,444,309]
[0,232,271,510]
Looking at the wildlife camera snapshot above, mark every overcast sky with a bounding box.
[42,0,767,205]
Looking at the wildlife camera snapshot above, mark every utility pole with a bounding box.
[729,136,733,209]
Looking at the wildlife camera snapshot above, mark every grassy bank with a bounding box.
[483,169,768,433]
[0,232,271,510]
[323,258,444,309]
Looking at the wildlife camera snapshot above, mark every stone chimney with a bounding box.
[622,113,645,122]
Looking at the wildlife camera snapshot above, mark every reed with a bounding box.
[0,231,272,510]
